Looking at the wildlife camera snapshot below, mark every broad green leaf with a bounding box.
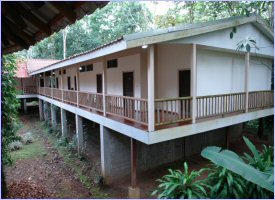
[201,146,274,192]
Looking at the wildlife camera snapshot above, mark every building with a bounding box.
[15,59,59,113]
[20,14,274,197]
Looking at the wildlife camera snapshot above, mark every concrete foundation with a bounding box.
[61,108,68,138]
[100,123,242,184]
[75,114,84,153]
[100,125,131,184]
[128,186,140,199]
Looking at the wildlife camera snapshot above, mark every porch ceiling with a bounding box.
[1,1,108,55]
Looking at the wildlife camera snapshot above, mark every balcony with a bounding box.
[38,87,274,131]
[17,86,37,95]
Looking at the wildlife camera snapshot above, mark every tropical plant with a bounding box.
[152,162,207,199]
[201,146,273,192]
[241,136,274,198]
[243,136,273,171]
[205,165,246,198]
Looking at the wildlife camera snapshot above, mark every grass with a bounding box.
[11,139,47,162]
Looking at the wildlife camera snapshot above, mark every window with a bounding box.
[107,59,118,68]
[63,69,66,75]
[86,64,93,71]
[79,66,86,72]
[59,70,61,75]
[56,77,59,88]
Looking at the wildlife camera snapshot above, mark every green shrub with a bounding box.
[21,132,34,144]
[205,165,246,198]
[152,162,207,199]
[68,135,78,151]
[9,141,23,151]
[55,137,69,147]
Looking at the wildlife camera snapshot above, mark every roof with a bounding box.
[16,59,59,78]
[2,1,108,55]
[30,14,274,75]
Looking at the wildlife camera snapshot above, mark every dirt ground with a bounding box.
[4,110,273,199]
[5,114,93,199]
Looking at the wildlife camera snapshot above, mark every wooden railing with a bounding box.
[38,87,44,95]
[106,95,148,125]
[44,87,51,97]
[63,89,77,105]
[78,91,103,112]
[196,92,246,119]
[23,86,37,94]
[249,90,274,109]
[17,86,37,94]
[52,88,62,101]
[38,87,273,129]
[155,97,192,126]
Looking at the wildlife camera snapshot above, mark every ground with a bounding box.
[4,111,273,198]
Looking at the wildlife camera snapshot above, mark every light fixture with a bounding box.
[79,66,82,70]
[142,44,148,49]
[39,74,42,77]
[52,72,55,75]
[49,76,51,78]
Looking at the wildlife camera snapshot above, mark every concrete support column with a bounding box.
[75,114,84,153]
[23,99,27,114]
[191,44,197,124]
[147,45,155,132]
[128,138,140,198]
[100,125,131,184]
[61,108,67,137]
[39,99,44,120]
[245,52,250,112]
[51,104,57,127]
[43,102,48,121]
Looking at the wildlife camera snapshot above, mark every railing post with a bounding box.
[148,45,155,131]
[103,58,107,116]
[191,44,197,124]
[43,72,46,95]
[61,69,64,102]
[51,70,53,98]
[76,68,80,107]
[245,52,250,112]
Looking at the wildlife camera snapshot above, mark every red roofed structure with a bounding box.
[15,59,59,94]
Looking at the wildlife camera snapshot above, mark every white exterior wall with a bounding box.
[106,54,141,97]
[79,62,103,93]
[168,23,274,57]
[156,44,192,98]
[249,56,272,91]
[54,54,142,98]
[197,48,272,96]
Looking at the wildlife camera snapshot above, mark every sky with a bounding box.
[142,1,177,15]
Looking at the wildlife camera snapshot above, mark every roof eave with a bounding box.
[29,40,127,75]
[125,14,272,48]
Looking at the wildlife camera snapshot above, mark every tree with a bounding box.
[27,2,153,60]
[1,54,21,197]
[155,1,274,28]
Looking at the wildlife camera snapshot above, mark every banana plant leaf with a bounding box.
[201,146,274,192]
